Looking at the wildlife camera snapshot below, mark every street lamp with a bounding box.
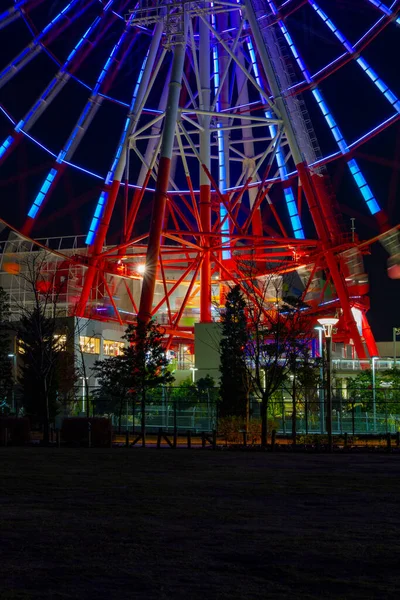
[317,317,339,452]
[314,326,325,434]
[189,366,198,384]
[371,355,378,433]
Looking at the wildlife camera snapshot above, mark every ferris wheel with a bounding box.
[0,0,399,357]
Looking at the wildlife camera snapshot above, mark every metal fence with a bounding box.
[69,386,400,436]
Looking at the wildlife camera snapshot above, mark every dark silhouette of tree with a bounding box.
[92,354,131,431]
[0,287,13,411]
[93,320,174,438]
[219,286,250,420]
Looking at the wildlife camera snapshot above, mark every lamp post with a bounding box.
[371,355,378,433]
[317,317,339,452]
[189,366,198,384]
[314,326,325,434]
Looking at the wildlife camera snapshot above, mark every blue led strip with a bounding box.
[0,0,31,30]
[0,4,115,164]
[246,29,305,239]
[310,1,400,113]
[0,0,93,90]
[86,10,141,245]
[211,8,231,259]
[366,0,400,25]
[27,7,131,223]
[28,169,58,218]
[266,0,381,216]
[0,135,14,160]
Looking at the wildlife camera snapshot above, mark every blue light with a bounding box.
[86,191,108,245]
[28,168,58,218]
[347,159,380,215]
[0,135,14,159]
[284,188,305,239]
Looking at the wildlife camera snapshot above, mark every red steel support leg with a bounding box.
[362,312,379,358]
[138,15,187,323]
[200,184,212,322]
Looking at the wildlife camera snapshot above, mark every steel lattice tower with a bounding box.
[1,0,400,357]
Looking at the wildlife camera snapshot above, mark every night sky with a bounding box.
[0,0,399,339]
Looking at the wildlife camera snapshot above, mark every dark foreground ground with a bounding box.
[1,450,400,600]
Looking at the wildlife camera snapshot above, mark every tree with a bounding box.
[285,342,320,443]
[93,319,174,439]
[0,287,13,411]
[219,286,250,420]
[18,307,63,442]
[92,354,131,431]
[233,264,315,447]
[15,253,77,443]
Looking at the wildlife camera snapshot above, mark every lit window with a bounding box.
[80,336,100,354]
[104,340,125,356]
[54,334,67,351]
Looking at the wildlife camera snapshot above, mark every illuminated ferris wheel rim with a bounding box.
[0,0,398,196]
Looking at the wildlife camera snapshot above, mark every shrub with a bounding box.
[0,417,31,445]
[61,417,112,447]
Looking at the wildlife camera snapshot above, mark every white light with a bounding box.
[8,353,15,358]
[317,318,339,327]
[137,263,146,274]
[317,317,339,339]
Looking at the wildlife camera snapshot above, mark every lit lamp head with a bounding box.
[137,263,146,275]
[317,317,339,339]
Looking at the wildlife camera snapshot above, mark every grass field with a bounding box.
[1,449,400,599]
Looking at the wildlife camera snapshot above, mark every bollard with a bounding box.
[109,430,113,448]
[56,429,61,448]
[212,429,217,450]
[187,430,191,449]
[88,422,91,449]
[344,432,348,449]
[387,433,391,452]
[201,431,205,448]
[271,429,276,452]
[396,431,400,448]
[157,428,162,449]
[125,429,130,448]
[242,430,247,447]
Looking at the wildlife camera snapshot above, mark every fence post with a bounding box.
[173,403,177,449]
[305,396,308,435]
[271,429,276,452]
[201,431,205,448]
[242,430,247,447]
[387,433,391,452]
[50,426,54,444]
[344,432,348,450]
[141,393,146,448]
[4,427,8,447]
[187,430,191,449]
[125,429,130,448]
[88,422,91,449]
[56,429,61,448]
[352,401,355,436]
[396,431,400,448]
[109,429,113,448]
[212,429,217,450]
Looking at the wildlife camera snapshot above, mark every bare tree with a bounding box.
[229,260,315,447]
[13,252,78,443]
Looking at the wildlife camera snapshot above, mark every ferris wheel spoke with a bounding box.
[366,0,400,24]
[84,17,166,252]
[0,0,96,91]
[310,1,400,116]
[266,0,382,219]
[25,10,137,227]
[0,0,46,31]
[0,0,121,167]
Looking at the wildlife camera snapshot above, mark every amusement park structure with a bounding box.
[0,0,400,357]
